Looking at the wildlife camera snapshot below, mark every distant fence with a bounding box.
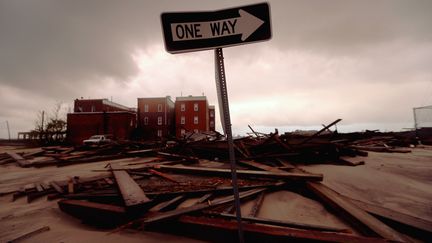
[413,105,432,129]
[17,131,67,142]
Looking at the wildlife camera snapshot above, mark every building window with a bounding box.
[180,129,186,136]
[144,104,149,112]
[157,116,162,125]
[91,105,96,112]
[194,103,199,111]
[181,103,185,111]
[144,117,149,125]
[210,111,214,117]
[158,104,163,112]
[194,129,198,133]
[194,116,198,124]
[181,116,185,124]
[210,121,215,127]
[157,130,162,137]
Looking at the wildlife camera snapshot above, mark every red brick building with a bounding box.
[175,96,211,138]
[209,105,216,132]
[74,98,132,112]
[67,99,136,145]
[137,96,175,139]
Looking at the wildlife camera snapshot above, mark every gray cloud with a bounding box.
[0,0,431,137]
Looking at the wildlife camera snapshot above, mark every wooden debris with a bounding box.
[156,165,323,181]
[49,181,64,194]
[58,200,129,226]
[175,215,390,243]
[6,152,31,167]
[141,187,268,225]
[110,164,151,208]
[148,169,179,183]
[7,226,50,243]
[248,191,265,217]
[306,182,409,242]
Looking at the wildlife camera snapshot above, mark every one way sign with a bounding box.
[161,3,271,53]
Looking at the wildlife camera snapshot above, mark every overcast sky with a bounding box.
[1,0,432,138]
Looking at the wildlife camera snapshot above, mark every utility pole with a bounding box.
[6,121,11,140]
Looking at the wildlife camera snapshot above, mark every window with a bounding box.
[144,104,149,112]
[158,104,163,112]
[210,111,214,117]
[144,117,149,125]
[180,103,185,111]
[157,116,162,125]
[157,130,162,137]
[180,116,185,124]
[91,105,95,112]
[180,129,186,136]
[194,116,199,124]
[194,103,199,111]
[210,121,215,127]
[194,129,198,133]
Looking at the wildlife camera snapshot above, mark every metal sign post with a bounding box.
[160,3,271,242]
[215,48,244,242]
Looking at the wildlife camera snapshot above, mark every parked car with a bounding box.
[83,135,114,145]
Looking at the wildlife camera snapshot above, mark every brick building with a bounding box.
[74,98,132,112]
[137,96,175,139]
[209,105,216,132]
[67,99,136,145]
[175,96,211,138]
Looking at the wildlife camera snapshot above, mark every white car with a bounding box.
[83,135,114,145]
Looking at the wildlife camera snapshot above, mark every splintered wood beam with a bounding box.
[110,164,151,208]
[306,182,408,242]
[205,212,349,233]
[156,165,323,181]
[7,226,50,243]
[6,152,31,167]
[297,119,342,146]
[150,195,187,212]
[58,199,129,226]
[238,160,284,173]
[142,187,270,225]
[248,191,265,217]
[176,215,391,243]
[346,196,432,234]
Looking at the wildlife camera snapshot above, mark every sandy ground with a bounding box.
[0,145,431,242]
[301,147,432,222]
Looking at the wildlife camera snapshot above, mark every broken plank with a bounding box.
[346,196,432,234]
[6,152,31,167]
[148,169,178,183]
[306,182,408,242]
[49,181,64,194]
[238,160,284,173]
[150,195,187,212]
[249,191,265,217]
[7,226,50,243]
[339,156,365,166]
[206,212,349,233]
[58,199,129,226]
[111,164,151,208]
[175,215,390,243]
[142,187,270,225]
[156,165,322,181]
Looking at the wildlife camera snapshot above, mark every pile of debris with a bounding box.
[4,149,431,242]
[3,120,431,242]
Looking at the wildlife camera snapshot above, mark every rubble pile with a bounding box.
[2,122,431,242]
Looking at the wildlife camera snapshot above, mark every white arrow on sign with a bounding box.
[170,9,264,42]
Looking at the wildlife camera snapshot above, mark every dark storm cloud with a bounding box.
[0,0,431,138]
[269,0,432,52]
